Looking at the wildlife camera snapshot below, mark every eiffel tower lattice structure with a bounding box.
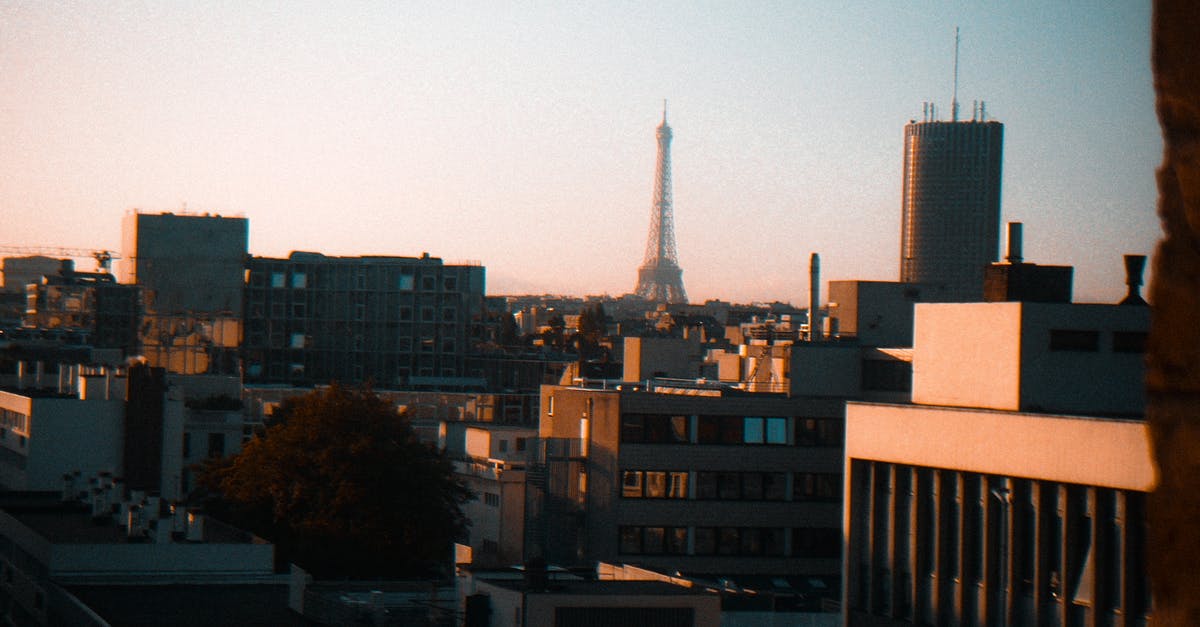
[634,105,688,304]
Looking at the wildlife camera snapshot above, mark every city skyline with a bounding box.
[1,3,1160,304]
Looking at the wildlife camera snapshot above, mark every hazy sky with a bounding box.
[1,2,1160,304]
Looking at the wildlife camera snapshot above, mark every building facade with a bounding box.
[120,211,248,374]
[242,252,485,387]
[843,300,1152,625]
[536,383,845,583]
[899,118,1004,302]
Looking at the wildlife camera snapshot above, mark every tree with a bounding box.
[197,384,471,578]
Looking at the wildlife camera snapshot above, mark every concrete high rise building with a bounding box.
[120,211,248,373]
[899,104,1004,301]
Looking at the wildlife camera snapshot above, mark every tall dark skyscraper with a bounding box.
[899,105,1004,301]
[634,105,687,304]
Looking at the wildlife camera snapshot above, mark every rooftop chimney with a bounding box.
[1120,254,1149,306]
[1005,222,1024,264]
[809,253,822,342]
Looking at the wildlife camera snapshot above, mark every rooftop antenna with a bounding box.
[662,99,668,124]
[952,26,960,122]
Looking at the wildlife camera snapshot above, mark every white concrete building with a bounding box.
[843,300,1152,625]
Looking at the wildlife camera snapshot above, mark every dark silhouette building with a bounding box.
[983,222,1074,303]
[900,105,1004,302]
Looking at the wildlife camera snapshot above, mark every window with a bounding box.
[516,437,527,452]
[622,471,644,497]
[620,414,688,444]
[292,303,306,317]
[443,307,457,322]
[290,333,306,349]
[422,276,436,291]
[444,276,458,291]
[796,418,843,447]
[622,471,688,499]
[697,416,743,444]
[207,433,225,458]
[399,306,412,321]
[398,273,414,291]
[484,492,500,507]
[618,526,689,555]
[763,472,788,501]
[498,439,508,453]
[547,395,554,416]
[1113,331,1147,353]
[795,472,841,502]
[694,527,716,555]
[292,273,307,288]
[743,417,787,444]
[717,472,741,500]
[422,307,435,322]
[270,272,286,288]
[183,432,191,457]
[862,359,913,392]
[794,527,842,558]
[1050,329,1100,352]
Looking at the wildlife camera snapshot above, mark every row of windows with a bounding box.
[619,526,841,558]
[1049,329,1147,353]
[622,470,842,502]
[483,492,500,507]
[251,302,460,322]
[619,414,842,447]
[0,409,28,434]
[256,269,459,293]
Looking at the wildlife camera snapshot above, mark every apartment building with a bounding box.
[242,251,485,387]
[535,382,845,585]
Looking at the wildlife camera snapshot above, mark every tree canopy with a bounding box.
[197,384,471,578]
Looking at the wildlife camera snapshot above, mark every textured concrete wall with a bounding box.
[1148,1,1200,624]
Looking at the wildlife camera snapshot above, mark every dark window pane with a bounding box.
[644,527,665,554]
[697,416,719,444]
[694,528,716,555]
[718,472,741,500]
[742,473,764,500]
[666,527,688,554]
[620,415,644,443]
[696,472,718,499]
[763,528,786,556]
[719,417,743,444]
[794,527,842,558]
[717,528,740,555]
[1113,331,1147,353]
[740,528,763,555]
[619,527,642,554]
[763,472,787,501]
[1050,329,1100,351]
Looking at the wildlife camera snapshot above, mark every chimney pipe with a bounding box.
[1005,222,1024,264]
[809,253,822,342]
[1120,254,1148,306]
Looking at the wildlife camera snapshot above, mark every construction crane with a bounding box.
[0,246,121,273]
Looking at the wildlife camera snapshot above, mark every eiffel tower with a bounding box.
[634,104,688,304]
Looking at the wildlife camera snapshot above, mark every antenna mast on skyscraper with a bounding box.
[952,26,960,122]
